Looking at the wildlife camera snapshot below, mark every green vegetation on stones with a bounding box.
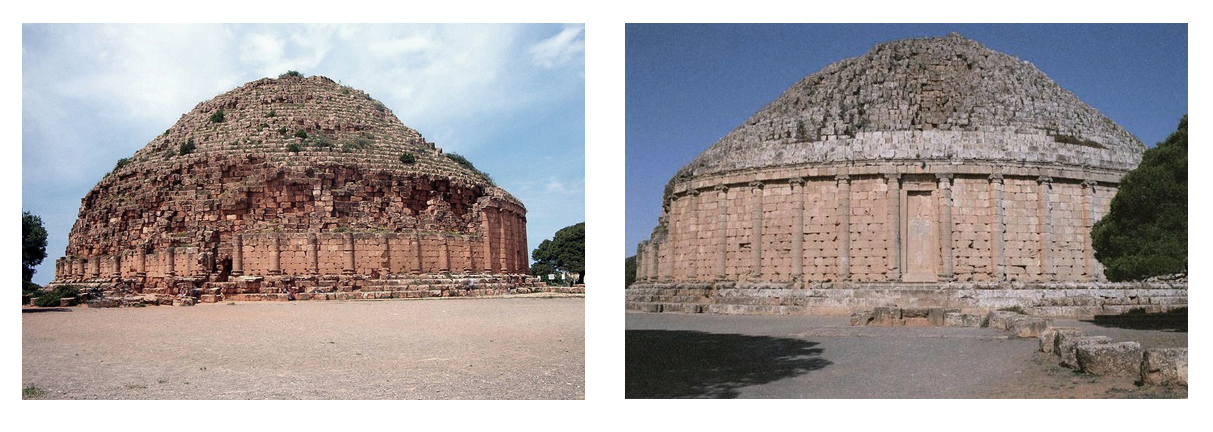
[287,143,301,153]
[997,306,1026,314]
[294,129,308,139]
[399,152,416,164]
[445,152,495,185]
[1092,115,1187,281]
[111,157,131,174]
[278,126,288,135]
[267,110,277,118]
[310,134,333,148]
[279,70,304,79]
[209,109,225,123]
[179,138,195,156]
[34,285,80,307]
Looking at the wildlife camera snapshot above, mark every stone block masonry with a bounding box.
[47,74,539,300]
[631,34,1148,316]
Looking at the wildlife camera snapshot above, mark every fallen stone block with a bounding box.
[173,297,197,307]
[928,308,957,326]
[1007,316,1052,338]
[1039,327,1080,354]
[1051,328,1086,354]
[850,310,874,326]
[59,297,76,307]
[873,307,902,326]
[985,311,1018,330]
[1077,341,1143,378]
[1141,347,1187,386]
[1060,335,1111,369]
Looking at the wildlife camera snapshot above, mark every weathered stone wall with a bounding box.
[644,166,1116,287]
[626,281,1187,319]
[49,75,534,296]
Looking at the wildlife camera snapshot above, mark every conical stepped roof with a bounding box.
[66,74,519,258]
[675,33,1145,183]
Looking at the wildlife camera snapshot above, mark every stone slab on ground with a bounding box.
[1060,335,1112,369]
[1007,316,1052,339]
[1141,347,1188,387]
[1076,341,1143,378]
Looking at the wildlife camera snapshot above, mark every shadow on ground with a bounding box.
[626,330,830,399]
[1083,308,1187,332]
[22,308,73,313]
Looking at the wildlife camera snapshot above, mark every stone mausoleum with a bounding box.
[50,74,541,302]
[627,34,1186,317]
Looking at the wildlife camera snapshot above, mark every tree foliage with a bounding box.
[1092,115,1187,281]
[530,222,585,284]
[624,255,637,288]
[23,211,48,287]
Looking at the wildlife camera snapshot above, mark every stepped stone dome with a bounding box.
[673,33,1144,189]
[629,34,1162,317]
[52,74,535,301]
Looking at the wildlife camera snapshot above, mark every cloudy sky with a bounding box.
[22,24,585,284]
[625,23,1188,257]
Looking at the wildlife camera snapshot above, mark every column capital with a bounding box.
[748,180,764,189]
[1081,179,1098,189]
[788,177,805,186]
[835,174,850,183]
[686,188,701,197]
[1037,176,1053,184]
[988,173,1004,184]
[883,173,901,183]
[713,184,729,193]
[936,173,953,189]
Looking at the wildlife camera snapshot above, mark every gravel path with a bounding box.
[626,312,1185,399]
[23,297,584,399]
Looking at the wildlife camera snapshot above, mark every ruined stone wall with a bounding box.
[642,164,1121,287]
[52,211,528,286]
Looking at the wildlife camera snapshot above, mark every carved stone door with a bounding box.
[903,191,938,282]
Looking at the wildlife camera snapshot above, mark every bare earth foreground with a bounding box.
[626,313,1185,399]
[24,296,584,399]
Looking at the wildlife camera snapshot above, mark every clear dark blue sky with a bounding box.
[624,23,1188,257]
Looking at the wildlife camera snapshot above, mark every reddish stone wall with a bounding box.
[51,206,529,287]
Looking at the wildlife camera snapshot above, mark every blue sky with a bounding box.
[22,24,585,285]
[625,23,1188,257]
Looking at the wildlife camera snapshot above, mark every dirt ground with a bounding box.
[626,313,1185,399]
[23,296,584,400]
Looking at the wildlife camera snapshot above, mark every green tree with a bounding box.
[624,255,637,287]
[23,211,48,292]
[1092,115,1187,281]
[530,222,585,284]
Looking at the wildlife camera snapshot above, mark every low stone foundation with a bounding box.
[626,280,1186,318]
[47,273,580,308]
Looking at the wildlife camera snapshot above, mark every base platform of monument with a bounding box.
[46,273,581,306]
[625,280,1186,319]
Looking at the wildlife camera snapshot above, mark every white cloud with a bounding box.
[529,24,585,69]
[545,177,567,193]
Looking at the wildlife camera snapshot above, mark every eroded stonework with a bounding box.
[51,75,545,301]
[628,34,1186,317]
